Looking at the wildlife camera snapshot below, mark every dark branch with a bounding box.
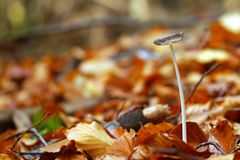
[186,63,221,104]
[195,141,225,155]
[10,112,50,150]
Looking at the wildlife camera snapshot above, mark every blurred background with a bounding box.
[0,0,240,133]
[0,0,239,57]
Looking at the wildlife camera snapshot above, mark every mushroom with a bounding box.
[153,32,187,142]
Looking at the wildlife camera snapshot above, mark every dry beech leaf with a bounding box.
[134,123,174,146]
[137,132,210,159]
[196,49,230,63]
[108,127,126,139]
[134,123,210,159]
[219,12,240,34]
[105,129,135,158]
[65,121,115,157]
[0,154,12,160]
[79,59,120,75]
[59,112,79,127]
[56,154,87,160]
[207,154,234,160]
[170,122,207,148]
[98,155,124,160]
[210,120,236,154]
[155,122,176,133]
[131,145,151,160]
[186,102,211,123]
[186,102,225,124]
[134,123,161,146]
[41,139,71,153]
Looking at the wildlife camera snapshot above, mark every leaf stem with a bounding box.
[169,43,187,142]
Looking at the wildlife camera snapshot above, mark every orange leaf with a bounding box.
[134,122,175,146]
[210,120,236,154]
[170,122,207,148]
[105,129,135,158]
[134,123,160,146]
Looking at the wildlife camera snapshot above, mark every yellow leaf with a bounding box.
[0,154,12,160]
[65,121,115,157]
[207,154,234,160]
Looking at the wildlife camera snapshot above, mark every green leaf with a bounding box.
[32,109,64,135]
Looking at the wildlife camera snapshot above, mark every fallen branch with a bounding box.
[5,128,48,147]
[186,63,221,104]
[10,112,50,150]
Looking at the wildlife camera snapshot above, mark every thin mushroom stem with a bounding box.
[169,42,187,142]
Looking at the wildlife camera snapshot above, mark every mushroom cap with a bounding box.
[153,32,184,46]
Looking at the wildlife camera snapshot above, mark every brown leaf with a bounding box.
[134,123,161,146]
[170,122,207,148]
[210,120,236,154]
[134,122,175,146]
[41,139,71,153]
[105,129,135,158]
[134,123,210,158]
[207,153,234,160]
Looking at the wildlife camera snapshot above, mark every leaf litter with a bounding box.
[1,12,240,160]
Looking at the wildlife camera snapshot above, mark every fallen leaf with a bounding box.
[134,122,175,146]
[207,153,234,160]
[105,129,135,158]
[97,155,125,160]
[170,122,207,148]
[210,120,236,154]
[65,121,115,157]
[32,109,65,135]
[196,49,230,63]
[134,123,161,146]
[41,139,71,153]
[56,154,87,160]
[0,154,12,160]
[219,12,240,34]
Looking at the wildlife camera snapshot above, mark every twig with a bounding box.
[233,147,240,153]
[186,63,221,104]
[31,128,48,146]
[195,141,225,155]
[196,28,211,49]
[83,150,93,160]
[5,128,48,147]
[5,131,23,140]
[10,112,50,150]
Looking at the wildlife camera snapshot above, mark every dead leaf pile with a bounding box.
[0,12,240,159]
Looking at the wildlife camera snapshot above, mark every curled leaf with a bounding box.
[65,121,115,157]
[210,120,236,154]
[170,122,207,148]
[105,129,135,158]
